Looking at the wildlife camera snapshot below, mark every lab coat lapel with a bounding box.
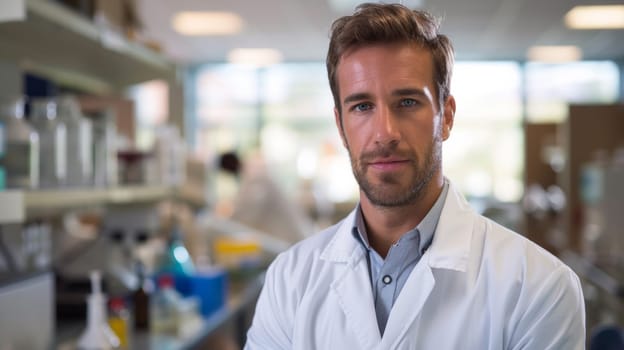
[380,182,476,347]
[321,211,382,348]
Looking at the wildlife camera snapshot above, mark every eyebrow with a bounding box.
[392,88,428,98]
[342,87,429,106]
[343,92,372,106]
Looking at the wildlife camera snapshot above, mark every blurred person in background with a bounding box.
[216,150,314,245]
[245,3,585,349]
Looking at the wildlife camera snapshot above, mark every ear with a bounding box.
[442,95,456,141]
[334,107,348,149]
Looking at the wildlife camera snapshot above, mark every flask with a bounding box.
[0,96,39,189]
[77,270,120,350]
[30,97,67,188]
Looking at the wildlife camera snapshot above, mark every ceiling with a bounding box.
[136,0,624,65]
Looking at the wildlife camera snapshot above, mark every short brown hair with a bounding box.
[326,3,454,113]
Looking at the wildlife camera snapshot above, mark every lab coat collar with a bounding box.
[319,208,363,264]
[320,180,475,273]
[320,180,476,347]
[425,180,475,272]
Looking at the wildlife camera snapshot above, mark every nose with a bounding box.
[374,105,400,145]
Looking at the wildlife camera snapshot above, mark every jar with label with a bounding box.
[31,98,68,188]
[57,96,92,187]
[0,96,39,189]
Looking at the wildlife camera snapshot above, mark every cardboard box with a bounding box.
[94,0,140,34]
[78,95,135,144]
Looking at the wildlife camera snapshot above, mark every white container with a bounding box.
[31,98,68,188]
[92,109,118,188]
[0,96,39,189]
[153,125,186,186]
[57,96,93,187]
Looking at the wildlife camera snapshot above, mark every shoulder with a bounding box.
[478,216,571,276]
[471,215,582,304]
[475,218,586,347]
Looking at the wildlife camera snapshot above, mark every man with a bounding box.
[245,3,585,349]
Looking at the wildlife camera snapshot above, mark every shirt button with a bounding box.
[382,275,393,285]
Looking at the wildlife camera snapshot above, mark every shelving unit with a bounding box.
[0,4,242,349]
[0,0,176,93]
[0,185,206,222]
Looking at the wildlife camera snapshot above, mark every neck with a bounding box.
[360,176,444,258]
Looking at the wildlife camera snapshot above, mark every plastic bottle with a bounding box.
[77,270,120,350]
[0,96,39,189]
[150,274,182,336]
[107,297,130,349]
[30,97,67,188]
[163,223,195,276]
[161,222,195,296]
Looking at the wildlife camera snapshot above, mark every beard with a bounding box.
[348,135,442,207]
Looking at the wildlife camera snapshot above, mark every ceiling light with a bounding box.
[565,5,624,29]
[227,48,283,67]
[526,46,582,62]
[172,12,243,36]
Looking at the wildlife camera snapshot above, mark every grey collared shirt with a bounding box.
[352,181,449,335]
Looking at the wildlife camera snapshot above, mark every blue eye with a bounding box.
[400,99,418,107]
[352,103,372,112]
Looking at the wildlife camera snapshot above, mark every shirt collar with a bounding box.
[351,180,449,255]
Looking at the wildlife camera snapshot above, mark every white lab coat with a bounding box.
[245,182,585,350]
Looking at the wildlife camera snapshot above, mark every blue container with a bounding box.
[191,268,228,317]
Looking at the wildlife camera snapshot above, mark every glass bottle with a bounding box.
[133,261,152,331]
[0,96,39,189]
[30,98,67,188]
[57,95,93,187]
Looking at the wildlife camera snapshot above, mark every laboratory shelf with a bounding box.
[144,272,265,350]
[0,0,175,93]
[0,184,205,221]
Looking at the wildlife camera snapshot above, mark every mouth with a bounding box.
[367,157,410,171]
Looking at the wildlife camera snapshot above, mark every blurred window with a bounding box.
[446,62,524,202]
[526,61,620,123]
[189,61,620,204]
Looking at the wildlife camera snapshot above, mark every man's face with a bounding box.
[334,43,454,207]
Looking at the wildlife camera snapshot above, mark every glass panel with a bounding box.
[526,61,620,123]
[194,64,261,159]
[445,62,524,202]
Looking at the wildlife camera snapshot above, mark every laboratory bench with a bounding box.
[55,271,265,350]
